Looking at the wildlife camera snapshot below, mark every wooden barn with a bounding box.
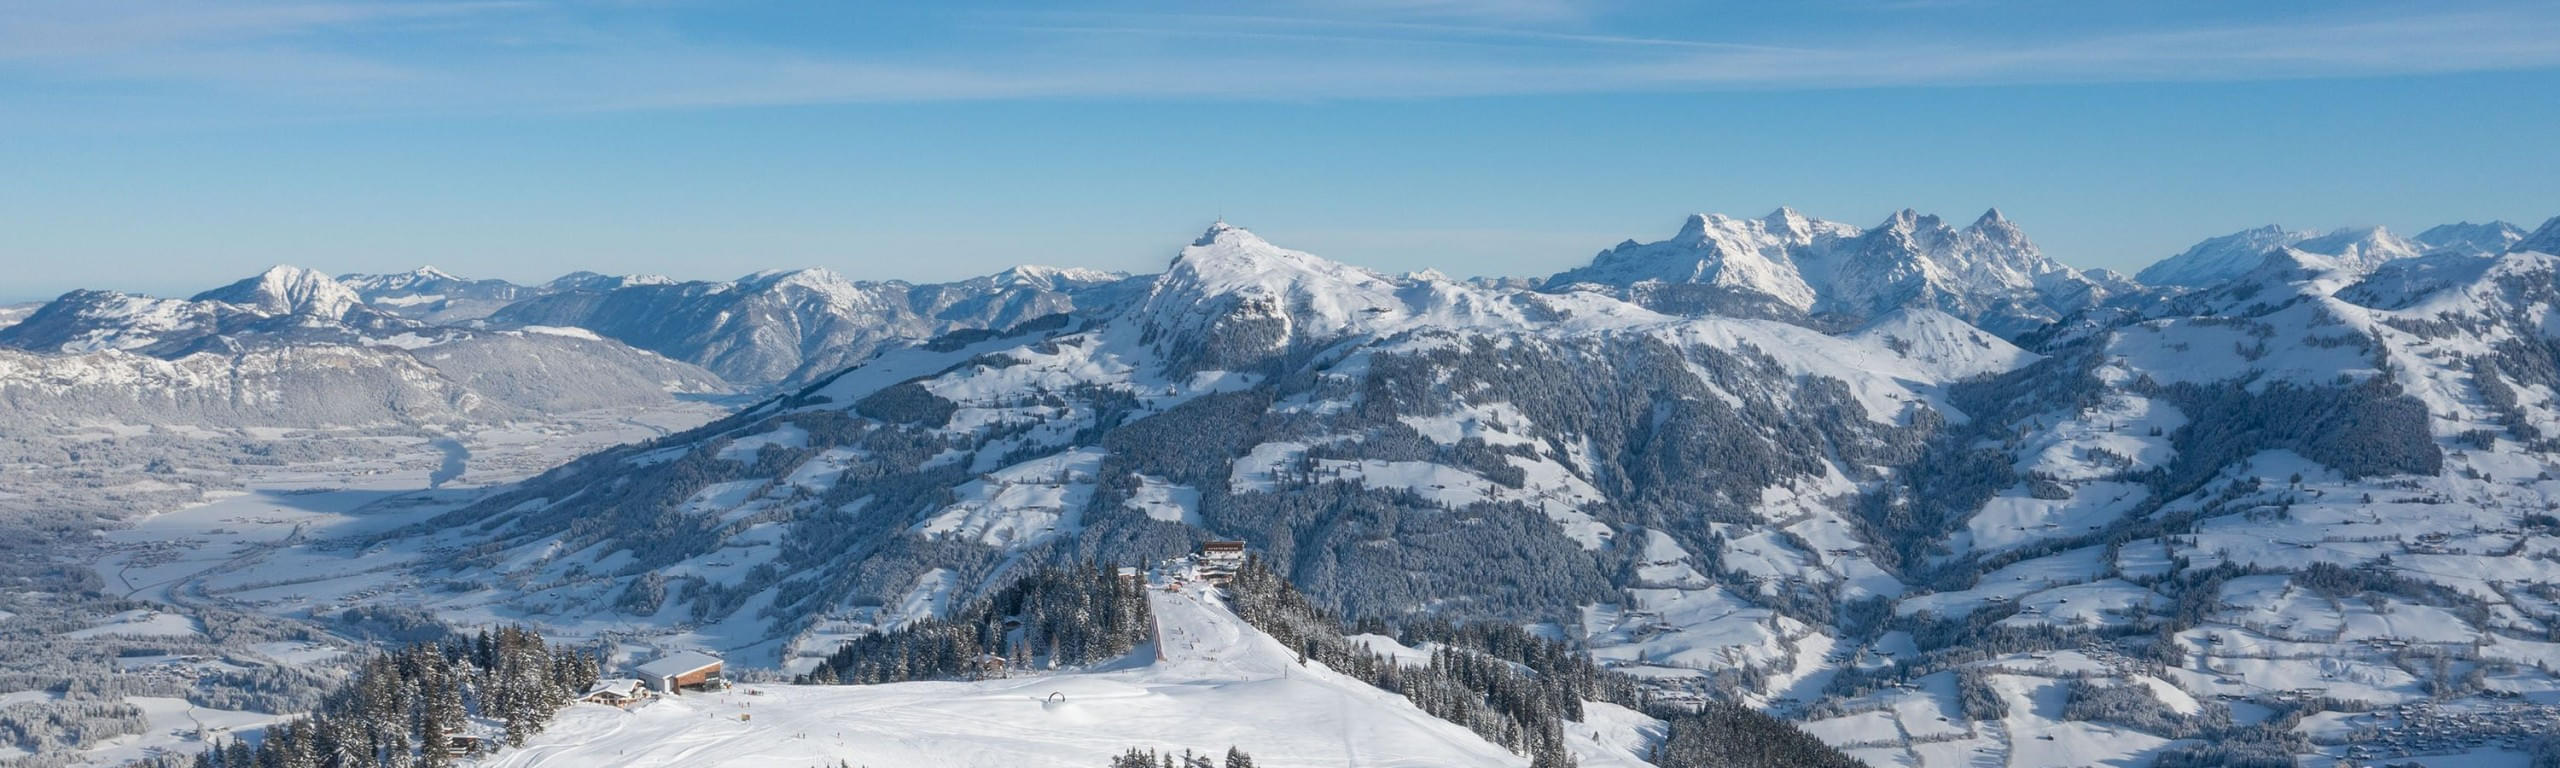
[637,651,725,694]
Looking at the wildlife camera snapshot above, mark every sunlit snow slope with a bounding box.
[489,578,1651,768]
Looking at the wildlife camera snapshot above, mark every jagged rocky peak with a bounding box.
[192,264,365,319]
[1857,208,1987,267]
[1966,207,2033,246]
[1762,205,1819,238]
[1876,207,1941,234]
[1666,206,1846,247]
[1547,206,2098,335]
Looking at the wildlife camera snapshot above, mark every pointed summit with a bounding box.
[1674,213,1719,241]
[1144,222,1404,370]
[1973,208,2008,228]
[1193,219,1268,249]
[1763,207,1813,238]
[1169,221,1373,291]
[193,265,364,319]
[1876,208,1950,238]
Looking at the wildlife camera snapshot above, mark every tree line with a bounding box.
[1221,558,1864,768]
[801,564,1152,685]
[179,626,598,768]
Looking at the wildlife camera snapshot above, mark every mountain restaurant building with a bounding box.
[637,651,725,694]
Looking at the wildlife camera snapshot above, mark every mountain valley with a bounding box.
[20,209,2560,768]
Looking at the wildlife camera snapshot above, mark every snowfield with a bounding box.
[489,580,1650,768]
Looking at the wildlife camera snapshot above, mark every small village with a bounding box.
[2338,700,2560,764]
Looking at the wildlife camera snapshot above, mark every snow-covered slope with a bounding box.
[2413,220,2527,257]
[338,222,2026,674]
[340,266,543,323]
[486,264,1134,386]
[491,580,1627,768]
[0,288,431,357]
[1550,208,2110,336]
[1781,216,2560,767]
[192,265,367,319]
[2136,224,2423,288]
[0,331,726,431]
[0,266,731,430]
[2135,224,2311,287]
[0,345,483,429]
[2513,214,2560,256]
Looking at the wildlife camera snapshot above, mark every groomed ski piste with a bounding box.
[485,566,1660,768]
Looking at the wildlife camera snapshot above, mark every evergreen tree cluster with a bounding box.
[1647,702,1868,768]
[186,626,598,768]
[2060,679,2226,738]
[804,564,1152,684]
[1221,558,1857,768]
[1218,559,1586,764]
[1104,745,1255,768]
[0,700,147,759]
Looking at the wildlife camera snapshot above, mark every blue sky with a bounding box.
[4,0,2559,300]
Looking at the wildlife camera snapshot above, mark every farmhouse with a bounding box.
[637,651,725,694]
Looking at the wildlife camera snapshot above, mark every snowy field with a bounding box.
[489,580,1658,768]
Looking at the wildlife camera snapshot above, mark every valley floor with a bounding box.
[24,401,735,768]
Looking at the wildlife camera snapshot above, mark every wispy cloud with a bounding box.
[0,1,521,60]
[1290,0,1604,24]
[5,1,2557,119]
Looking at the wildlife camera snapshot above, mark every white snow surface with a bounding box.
[490,579,1650,768]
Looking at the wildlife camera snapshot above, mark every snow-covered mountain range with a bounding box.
[35,207,2560,768]
[1547,208,2123,336]
[0,266,727,429]
[339,265,551,324]
[0,261,1142,430]
[487,264,1133,386]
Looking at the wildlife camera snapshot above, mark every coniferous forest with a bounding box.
[179,626,597,768]
[1218,558,1862,768]
[801,564,1153,685]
